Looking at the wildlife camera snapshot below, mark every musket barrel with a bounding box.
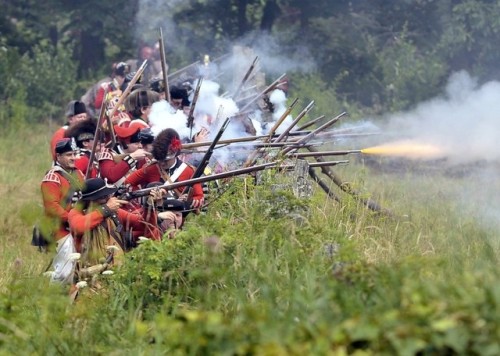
[238,73,286,113]
[280,112,348,155]
[274,100,314,142]
[125,161,278,199]
[158,27,171,102]
[296,115,325,131]
[232,56,259,99]
[292,150,362,158]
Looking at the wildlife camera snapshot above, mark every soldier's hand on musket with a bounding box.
[193,127,210,143]
[190,197,204,209]
[130,148,152,160]
[105,197,128,212]
[147,187,166,206]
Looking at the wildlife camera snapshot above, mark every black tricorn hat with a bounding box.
[81,178,118,201]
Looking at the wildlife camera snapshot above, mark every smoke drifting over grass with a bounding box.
[382,71,500,164]
[371,71,500,234]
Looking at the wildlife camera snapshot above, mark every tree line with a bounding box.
[1,0,500,126]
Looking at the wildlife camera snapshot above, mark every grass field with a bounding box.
[0,123,499,354]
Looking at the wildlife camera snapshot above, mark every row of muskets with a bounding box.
[89,27,389,215]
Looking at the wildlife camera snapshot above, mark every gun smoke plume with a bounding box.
[367,71,500,233]
[380,71,500,165]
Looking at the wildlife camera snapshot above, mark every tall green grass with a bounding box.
[0,124,499,354]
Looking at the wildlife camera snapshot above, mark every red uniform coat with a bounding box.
[96,148,138,184]
[75,151,98,178]
[94,81,118,111]
[41,167,84,241]
[68,205,161,246]
[124,160,204,201]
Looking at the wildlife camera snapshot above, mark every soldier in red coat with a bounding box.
[68,178,163,269]
[94,62,130,113]
[41,138,85,283]
[125,128,204,236]
[50,100,88,159]
[42,138,85,242]
[96,121,152,185]
[64,119,99,178]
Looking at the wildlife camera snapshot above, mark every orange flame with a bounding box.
[361,140,446,160]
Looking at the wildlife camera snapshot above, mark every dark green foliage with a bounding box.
[0,44,77,126]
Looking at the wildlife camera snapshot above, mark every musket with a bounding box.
[180,128,366,151]
[122,161,278,200]
[284,160,349,169]
[273,100,315,142]
[268,97,299,137]
[168,61,200,79]
[105,60,148,148]
[296,115,325,131]
[182,116,231,198]
[238,73,287,113]
[85,98,107,179]
[187,77,203,137]
[291,150,362,158]
[122,159,349,202]
[280,112,348,156]
[158,27,171,103]
[315,131,380,139]
[180,129,312,150]
[232,56,259,100]
[180,141,317,154]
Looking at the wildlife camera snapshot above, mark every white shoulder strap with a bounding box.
[170,162,188,182]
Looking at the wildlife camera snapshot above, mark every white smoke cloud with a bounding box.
[382,71,500,164]
[234,32,316,76]
[367,71,500,234]
[149,100,191,140]
[268,89,293,134]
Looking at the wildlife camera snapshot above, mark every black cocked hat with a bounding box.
[81,178,118,201]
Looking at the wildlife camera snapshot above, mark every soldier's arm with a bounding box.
[68,208,105,234]
[99,157,136,183]
[124,164,149,187]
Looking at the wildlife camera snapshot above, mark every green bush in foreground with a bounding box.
[2,177,498,355]
[1,125,499,354]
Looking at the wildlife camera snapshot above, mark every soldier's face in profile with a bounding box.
[159,151,177,170]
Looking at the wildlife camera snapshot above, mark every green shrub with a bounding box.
[0,44,77,129]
